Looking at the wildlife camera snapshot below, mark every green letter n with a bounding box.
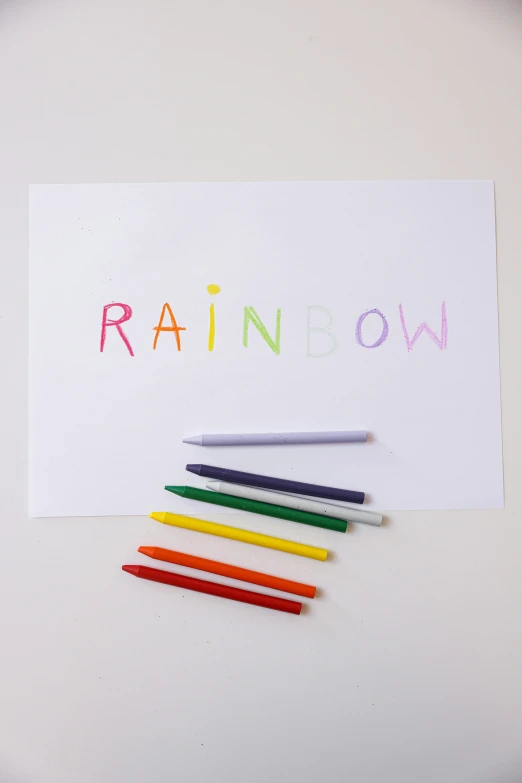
[243,306,281,355]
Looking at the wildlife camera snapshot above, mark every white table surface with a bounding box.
[1,2,522,782]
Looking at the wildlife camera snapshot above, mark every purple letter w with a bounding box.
[399,302,448,351]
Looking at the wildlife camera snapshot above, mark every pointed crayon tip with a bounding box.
[165,485,185,496]
[138,546,155,558]
[150,511,166,524]
[122,565,141,576]
[186,464,202,475]
[183,435,202,445]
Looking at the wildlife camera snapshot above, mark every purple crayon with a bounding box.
[186,464,365,505]
[183,430,367,446]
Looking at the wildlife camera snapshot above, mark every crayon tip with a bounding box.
[122,565,141,576]
[183,435,202,445]
[186,464,202,475]
[150,511,166,524]
[138,546,155,558]
[165,486,185,496]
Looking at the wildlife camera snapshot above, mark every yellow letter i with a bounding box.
[207,284,221,351]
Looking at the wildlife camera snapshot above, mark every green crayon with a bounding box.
[165,485,347,533]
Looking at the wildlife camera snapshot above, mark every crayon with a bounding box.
[138,546,317,598]
[206,480,383,526]
[185,463,365,504]
[150,511,328,561]
[183,430,367,446]
[122,565,302,615]
[165,485,347,533]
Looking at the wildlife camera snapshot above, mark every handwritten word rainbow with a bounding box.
[100,285,448,358]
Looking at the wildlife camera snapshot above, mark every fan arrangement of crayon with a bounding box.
[123,430,383,615]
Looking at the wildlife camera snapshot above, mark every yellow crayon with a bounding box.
[149,511,328,561]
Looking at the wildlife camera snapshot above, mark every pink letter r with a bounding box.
[100,303,134,356]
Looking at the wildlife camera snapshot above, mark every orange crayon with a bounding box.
[138,546,316,599]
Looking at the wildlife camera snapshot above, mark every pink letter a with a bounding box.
[399,302,447,352]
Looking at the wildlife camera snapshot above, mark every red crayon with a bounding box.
[122,564,302,615]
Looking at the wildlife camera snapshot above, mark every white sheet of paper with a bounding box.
[29,181,503,516]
